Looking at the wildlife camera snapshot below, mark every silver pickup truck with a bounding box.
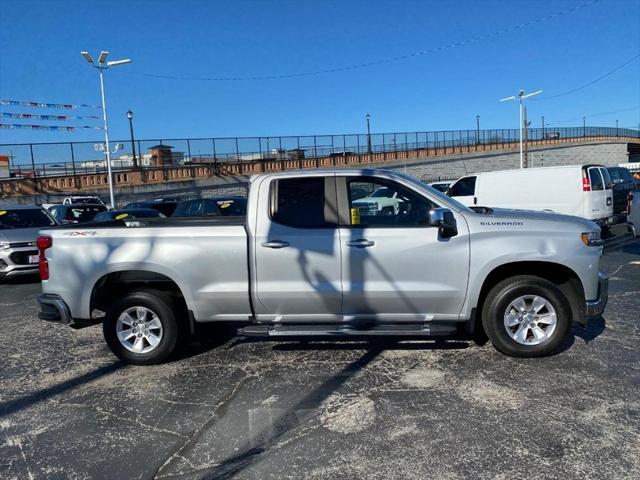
[37,169,608,365]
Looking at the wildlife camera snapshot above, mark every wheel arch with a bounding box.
[89,269,192,325]
[475,261,586,328]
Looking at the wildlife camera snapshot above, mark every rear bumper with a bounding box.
[38,294,72,324]
[585,272,609,321]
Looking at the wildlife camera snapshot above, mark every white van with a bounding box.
[448,164,614,225]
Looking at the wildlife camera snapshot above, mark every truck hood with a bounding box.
[0,227,41,245]
[474,207,599,231]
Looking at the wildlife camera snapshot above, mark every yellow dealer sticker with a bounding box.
[219,202,231,209]
[115,213,129,220]
[350,207,360,225]
[0,210,6,216]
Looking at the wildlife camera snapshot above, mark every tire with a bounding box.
[381,207,394,216]
[103,290,179,365]
[481,275,571,358]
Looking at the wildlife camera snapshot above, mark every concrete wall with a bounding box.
[5,141,631,206]
[380,142,629,181]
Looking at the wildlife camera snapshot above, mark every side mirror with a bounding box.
[429,208,458,239]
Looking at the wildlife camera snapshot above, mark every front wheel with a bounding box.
[103,290,179,365]
[481,275,571,357]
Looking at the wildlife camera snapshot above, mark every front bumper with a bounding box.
[585,271,609,321]
[38,294,72,324]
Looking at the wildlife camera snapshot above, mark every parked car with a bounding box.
[427,181,452,193]
[351,186,404,216]
[448,164,614,226]
[62,196,107,207]
[0,204,57,280]
[48,204,107,224]
[173,197,248,218]
[37,168,607,365]
[93,209,165,222]
[124,200,178,217]
[627,192,640,238]
[607,166,639,223]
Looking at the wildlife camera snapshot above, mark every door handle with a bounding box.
[346,239,375,248]
[261,240,290,249]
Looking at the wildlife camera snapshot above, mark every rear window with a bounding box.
[66,206,107,221]
[0,208,56,229]
[449,176,476,197]
[588,168,604,191]
[271,177,328,228]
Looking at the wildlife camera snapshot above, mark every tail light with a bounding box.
[582,171,591,191]
[627,193,634,215]
[37,235,52,280]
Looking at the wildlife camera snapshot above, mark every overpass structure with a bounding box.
[1,127,639,203]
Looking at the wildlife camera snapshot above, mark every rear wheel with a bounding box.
[103,290,179,365]
[481,275,571,357]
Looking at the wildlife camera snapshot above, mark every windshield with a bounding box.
[370,187,395,198]
[65,206,107,222]
[393,172,473,213]
[0,208,56,229]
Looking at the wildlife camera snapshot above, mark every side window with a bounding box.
[449,176,476,197]
[588,168,604,191]
[272,177,328,228]
[620,168,633,181]
[346,177,437,227]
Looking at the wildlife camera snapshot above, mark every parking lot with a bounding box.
[0,225,638,480]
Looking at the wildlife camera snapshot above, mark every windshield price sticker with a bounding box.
[0,210,6,216]
[115,213,129,220]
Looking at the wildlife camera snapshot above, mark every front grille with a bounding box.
[0,259,7,270]
[9,241,36,248]
[9,250,38,265]
[357,203,379,215]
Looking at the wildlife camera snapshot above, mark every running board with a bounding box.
[238,323,458,337]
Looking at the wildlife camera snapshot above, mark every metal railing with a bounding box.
[1,126,638,180]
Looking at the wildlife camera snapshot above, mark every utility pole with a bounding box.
[81,51,132,208]
[366,113,372,153]
[127,110,138,168]
[476,115,480,145]
[499,89,542,168]
[541,115,545,139]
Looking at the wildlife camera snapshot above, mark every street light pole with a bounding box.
[583,116,586,137]
[366,113,372,153]
[476,115,480,145]
[541,115,545,139]
[81,51,132,209]
[127,110,137,169]
[616,119,619,137]
[499,89,543,168]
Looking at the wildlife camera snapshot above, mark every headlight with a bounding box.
[0,242,10,250]
[581,231,604,247]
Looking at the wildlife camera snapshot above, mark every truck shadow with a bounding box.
[0,361,125,419]
[195,347,384,480]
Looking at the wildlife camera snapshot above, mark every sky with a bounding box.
[0,0,639,147]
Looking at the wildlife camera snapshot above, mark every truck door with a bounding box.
[337,175,470,321]
[584,167,611,221]
[252,175,343,321]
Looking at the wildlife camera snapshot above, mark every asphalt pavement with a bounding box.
[1,225,639,480]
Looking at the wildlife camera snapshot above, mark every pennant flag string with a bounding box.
[1,112,100,120]
[0,123,103,131]
[0,100,101,109]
